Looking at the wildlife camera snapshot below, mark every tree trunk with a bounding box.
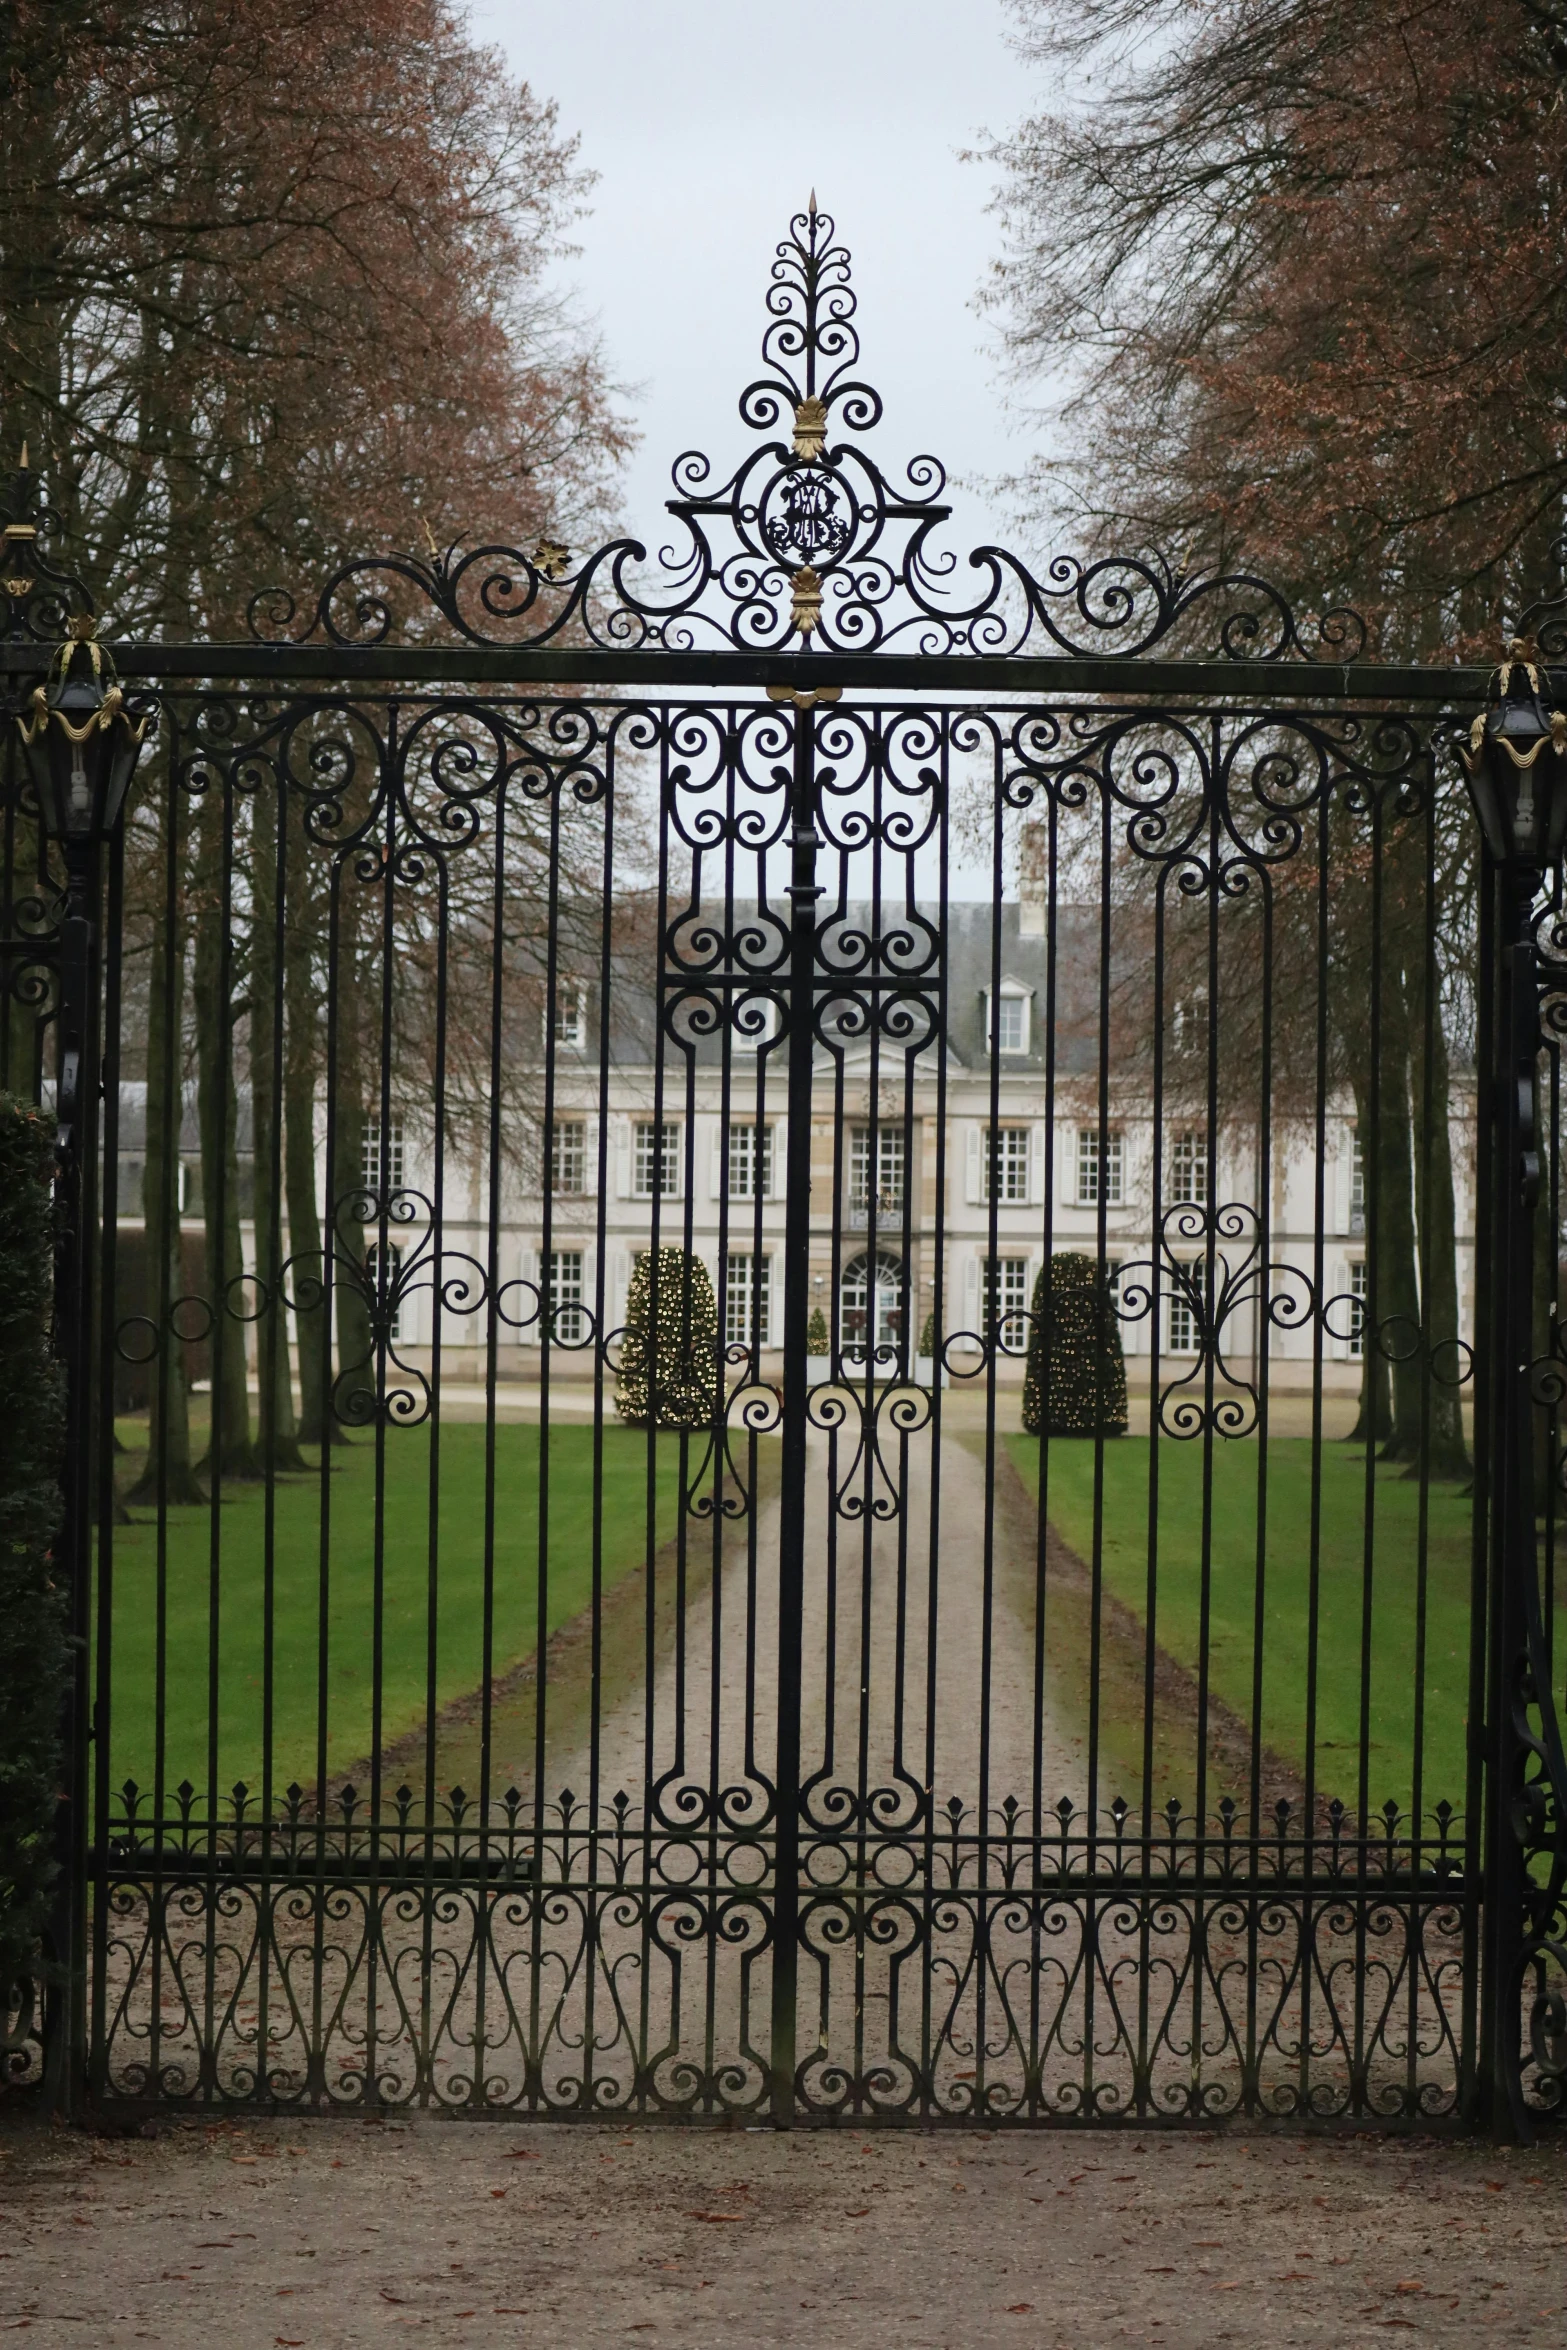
[1409,967,1471,1480]
[331,1093,375,1430]
[1346,1072,1393,1447]
[249,784,305,1472]
[192,793,257,1481]
[124,890,203,1507]
[284,825,333,1448]
[1371,970,1425,1462]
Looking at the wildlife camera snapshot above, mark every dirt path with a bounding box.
[4,2107,1563,2348]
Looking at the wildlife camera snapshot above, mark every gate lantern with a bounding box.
[16,626,147,858]
[1461,637,1567,866]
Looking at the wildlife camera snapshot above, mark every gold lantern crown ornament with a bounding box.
[1460,635,1567,870]
[15,620,150,846]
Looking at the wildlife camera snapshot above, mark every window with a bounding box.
[546,1249,585,1344]
[726,1122,772,1200]
[363,1116,404,1194]
[1167,1269,1200,1356]
[549,1118,584,1193]
[1348,1259,1368,1358]
[985,1125,1031,1204]
[1350,1128,1365,1234]
[550,1118,586,1195]
[987,986,1030,1055]
[724,1253,771,1350]
[366,1240,404,1342]
[1077,1126,1123,1207]
[634,1121,680,1198]
[1169,1130,1209,1206]
[551,982,586,1048]
[850,1125,905,1213]
[984,1256,1031,1353]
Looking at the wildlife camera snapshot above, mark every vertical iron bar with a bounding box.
[770,698,818,2125]
[1479,867,1538,2135]
[45,837,99,2119]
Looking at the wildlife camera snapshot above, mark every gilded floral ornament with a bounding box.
[792,396,828,461]
[789,565,824,637]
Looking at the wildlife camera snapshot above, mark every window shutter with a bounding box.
[964,1253,980,1333]
[519,1247,540,1345]
[966,1125,982,1205]
[1028,1123,1045,1207]
[669,1124,685,1201]
[584,1116,600,1199]
[711,1120,725,1200]
[768,1119,783,1200]
[614,1118,631,1199]
[612,1251,629,1326]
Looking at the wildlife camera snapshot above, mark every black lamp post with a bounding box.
[1461,634,1567,2137]
[13,617,148,2117]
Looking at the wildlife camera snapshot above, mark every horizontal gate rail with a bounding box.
[0,639,1501,704]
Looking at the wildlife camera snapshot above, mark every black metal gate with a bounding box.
[5,205,1567,2129]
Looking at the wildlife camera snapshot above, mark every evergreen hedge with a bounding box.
[616,1247,721,1428]
[0,1097,66,2015]
[1022,1253,1128,1438]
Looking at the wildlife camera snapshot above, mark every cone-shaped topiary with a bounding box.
[918,1311,936,1358]
[1022,1253,1128,1437]
[805,1305,829,1355]
[616,1247,721,1428]
[0,1096,66,2011]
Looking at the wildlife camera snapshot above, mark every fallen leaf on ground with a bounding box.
[687,2212,745,2223]
[845,2208,870,2218]
[1007,2304,1035,2315]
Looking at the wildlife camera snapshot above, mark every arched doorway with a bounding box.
[840,1249,905,1364]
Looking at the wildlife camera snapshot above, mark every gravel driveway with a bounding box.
[3,2108,1564,2347]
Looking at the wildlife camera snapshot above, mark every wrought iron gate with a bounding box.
[5,204,1567,2129]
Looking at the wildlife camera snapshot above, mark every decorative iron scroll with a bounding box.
[1,462,97,647]
[247,204,1369,666]
[95,1777,1466,2119]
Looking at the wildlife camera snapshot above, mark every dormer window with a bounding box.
[985,982,1031,1055]
[551,981,586,1049]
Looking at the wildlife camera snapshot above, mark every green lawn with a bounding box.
[1007,1434,1477,1817]
[100,1421,692,1800]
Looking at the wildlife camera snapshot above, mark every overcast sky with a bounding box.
[466,0,1041,563]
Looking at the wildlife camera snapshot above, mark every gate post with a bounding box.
[11,597,147,2118]
[770,693,821,2126]
[1463,641,1567,2135]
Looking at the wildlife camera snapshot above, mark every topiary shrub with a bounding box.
[616,1247,721,1428]
[805,1306,829,1356]
[0,1096,66,2030]
[1022,1253,1127,1438]
[918,1311,936,1358]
